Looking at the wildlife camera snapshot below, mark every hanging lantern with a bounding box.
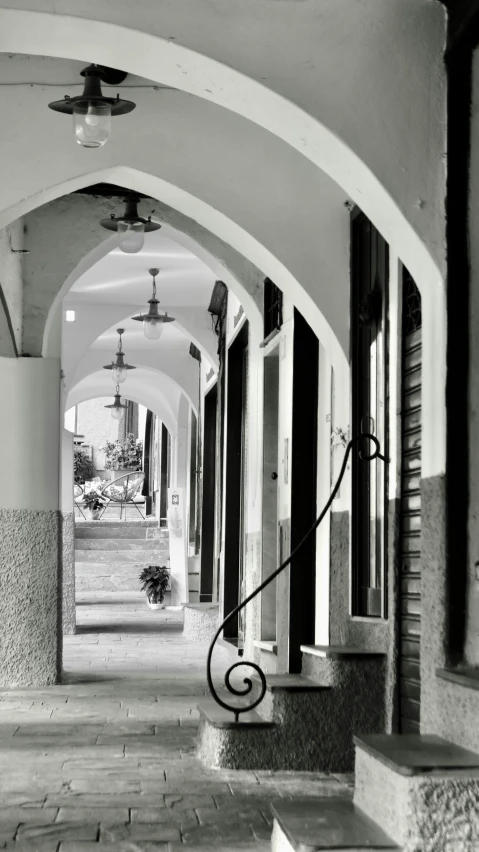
[131,268,175,340]
[103,328,136,384]
[100,195,161,254]
[104,385,127,420]
[48,64,136,149]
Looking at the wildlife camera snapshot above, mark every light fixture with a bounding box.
[131,268,175,340]
[103,328,136,384]
[65,310,76,323]
[100,195,161,253]
[104,385,127,420]
[48,64,136,149]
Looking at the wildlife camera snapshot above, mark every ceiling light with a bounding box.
[131,268,175,340]
[65,310,76,322]
[103,328,136,384]
[104,385,127,420]
[48,64,136,149]
[100,195,161,253]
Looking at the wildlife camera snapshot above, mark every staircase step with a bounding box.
[253,673,330,693]
[74,550,167,563]
[197,700,275,729]
[75,521,157,539]
[271,798,399,851]
[354,735,479,850]
[301,645,386,660]
[354,733,479,776]
[75,538,167,551]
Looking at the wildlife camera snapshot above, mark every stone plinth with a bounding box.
[354,734,479,851]
[182,603,219,641]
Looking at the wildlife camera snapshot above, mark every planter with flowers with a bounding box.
[101,434,143,481]
[83,490,108,520]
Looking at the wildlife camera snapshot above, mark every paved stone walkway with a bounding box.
[0,596,353,851]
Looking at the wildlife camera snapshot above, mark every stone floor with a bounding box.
[0,595,353,851]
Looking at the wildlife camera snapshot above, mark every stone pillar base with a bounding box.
[182,603,219,641]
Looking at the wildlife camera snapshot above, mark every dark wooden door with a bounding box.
[351,210,389,617]
[223,323,249,639]
[200,384,217,603]
[399,269,422,732]
[289,309,318,672]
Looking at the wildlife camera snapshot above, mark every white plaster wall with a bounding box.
[0,357,60,510]
[466,48,479,666]
[0,220,23,354]
[76,398,119,472]
[61,427,74,513]
[0,1,447,289]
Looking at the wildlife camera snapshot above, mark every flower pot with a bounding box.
[146,596,164,610]
[88,508,102,520]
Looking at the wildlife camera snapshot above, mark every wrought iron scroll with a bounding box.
[206,432,386,722]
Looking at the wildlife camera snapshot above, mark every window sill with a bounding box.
[254,640,278,654]
[260,327,281,349]
[436,667,479,691]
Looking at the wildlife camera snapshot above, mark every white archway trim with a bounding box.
[67,370,179,437]
[0,7,444,296]
[29,166,343,373]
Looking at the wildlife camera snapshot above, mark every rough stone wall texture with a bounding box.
[183,604,219,641]
[61,511,75,635]
[354,746,479,852]
[0,509,61,686]
[329,505,398,732]
[419,474,479,752]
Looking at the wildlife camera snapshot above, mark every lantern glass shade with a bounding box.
[112,363,128,383]
[73,103,111,148]
[111,404,123,421]
[143,317,164,340]
[117,220,145,253]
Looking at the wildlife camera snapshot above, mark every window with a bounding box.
[263,278,283,341]
[350,210,389,617]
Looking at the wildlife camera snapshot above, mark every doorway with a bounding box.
[200,383,218,603]
[223,322,249,640]
[398,267,422,732]
[288,309,319,671]
[261,348,280,640]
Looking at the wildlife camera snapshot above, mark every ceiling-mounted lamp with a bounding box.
[100,195,161,254]
[131,268,175,340]
[103,328,136,384]
[48,64,136,149]
[104,384,127,421]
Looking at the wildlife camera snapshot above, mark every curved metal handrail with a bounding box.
[206,432,386,722]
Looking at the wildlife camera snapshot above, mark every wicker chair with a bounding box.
[99,472,146,520]
[73,483,87,519]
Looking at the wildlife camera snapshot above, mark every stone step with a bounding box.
[74,550,168,564]
[354,734,479,850]
[75,521,157,539]
[75,538,168,551]
[301,645,386,687]
[197,657,386,772]
[271,798,398,851]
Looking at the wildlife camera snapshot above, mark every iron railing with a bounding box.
[206,432,385,721]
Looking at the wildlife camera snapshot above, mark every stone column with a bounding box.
[61,428,76,635]
[0,357,61,686]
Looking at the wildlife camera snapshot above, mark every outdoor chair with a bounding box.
[99,472,146,520]
[73,483,87,519]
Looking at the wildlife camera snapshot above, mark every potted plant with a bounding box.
[139,565,170,610]
[74,448,95,484]
[83,489,108,520]
[101,434,143,480]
